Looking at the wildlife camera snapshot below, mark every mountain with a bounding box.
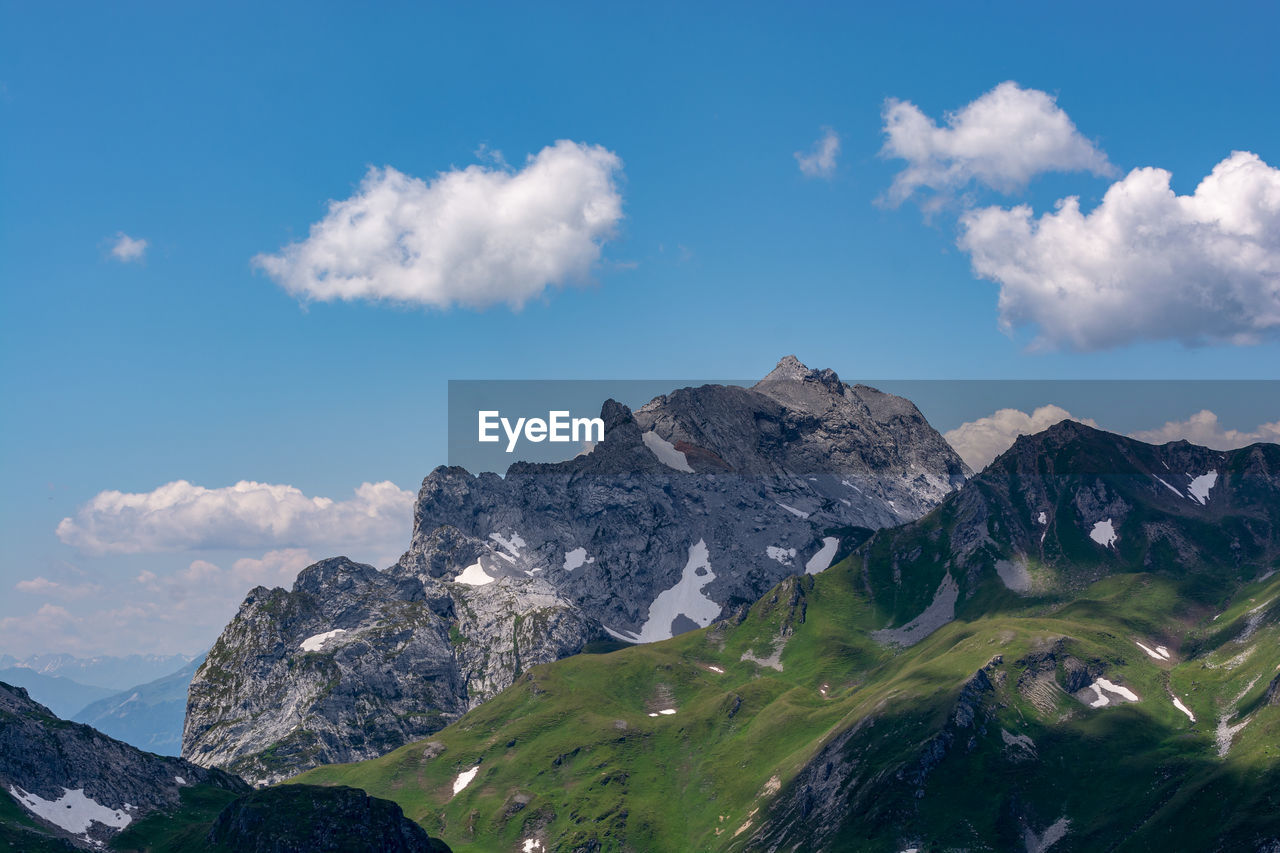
[70,656,203,756]
[0,681,246,850]
[291,425,1280,851]
[0,654,196,691]
[0,682,452,853]
[181,557,602,786]
[182,357,969,785]
[0,669,116,720]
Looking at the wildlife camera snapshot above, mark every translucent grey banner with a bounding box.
[448,378,1279,475]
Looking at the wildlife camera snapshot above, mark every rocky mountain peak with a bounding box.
[184,358,972,784]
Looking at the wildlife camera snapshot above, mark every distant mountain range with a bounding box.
[0,653,201,754]
[0,653,196,691]
[70,656,204,756]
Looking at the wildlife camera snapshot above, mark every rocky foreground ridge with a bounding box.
[182,357,970,783]
[0,680,246,849]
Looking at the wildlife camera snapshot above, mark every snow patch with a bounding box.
[451,766,480,797]
[1135,641,1170,661]
[1089,518,1117,548]
[602,624,640,643]
[454,561,495,586]
[642,431,693,473]
[1154,476,1183,498]
[634,540,722,643]
[707,665,724,674]
[522,839,545,852]
[1037,511,1047,525]
[805,537,840,574]
[1172,697,1196,722]
[563,547,593,571]
[776,502,809,519]
[174,776,187,786]
[766,546,796,567]
[659,708,677,715]
[7,785,132,836]
[488,532,525,555]
[299,629,348,653]
[1187,470,1217,505]
[1082,678,1138,707]
[1024,816,1070,853]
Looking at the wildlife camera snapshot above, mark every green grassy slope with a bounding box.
[294,556,1280,851]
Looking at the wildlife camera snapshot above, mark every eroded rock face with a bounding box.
[184,358,969,783]
[183,558,602,785]
[400,357,969,642]
[0,682,246,849]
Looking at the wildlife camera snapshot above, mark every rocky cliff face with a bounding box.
[399,356,969,642]
[183,557,602,785]
[0,681,246,850]
[183,357,969,783]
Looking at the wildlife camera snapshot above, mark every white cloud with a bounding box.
[958,151,1280,350]
[56,480,413,556]
[795,128,840,179]
[137,548,314,600]
[14,577,102,600]
[1130,410,1280,449]
[254,139,624,310]
[944,405,1098,471]
[2,550,322,659]
[881,81,1114,206]
[109,232,148,262]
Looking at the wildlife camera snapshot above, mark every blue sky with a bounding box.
[2,1,1278,657]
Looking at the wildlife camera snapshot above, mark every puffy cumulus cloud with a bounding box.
[56,480,413,556]
[795,128,840,179]
[958,151,1280,350]
[1130,410,1280,450]
[109,232,148,262]
[881,81,1114,206]
[254,140,624,310]
[944,405,1098,472]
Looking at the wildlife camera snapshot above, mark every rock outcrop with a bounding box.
[206,785,451,853]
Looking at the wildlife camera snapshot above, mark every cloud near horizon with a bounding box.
[944,405,1097,471]
[946,405,1280,472]
[795,128,840,179]
[959,150,1280,351]
[56,479,413,556]
[1130,410,1280,450]
[881,81,1114,207]
[0,549,317,658]
[254,139,625,310]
